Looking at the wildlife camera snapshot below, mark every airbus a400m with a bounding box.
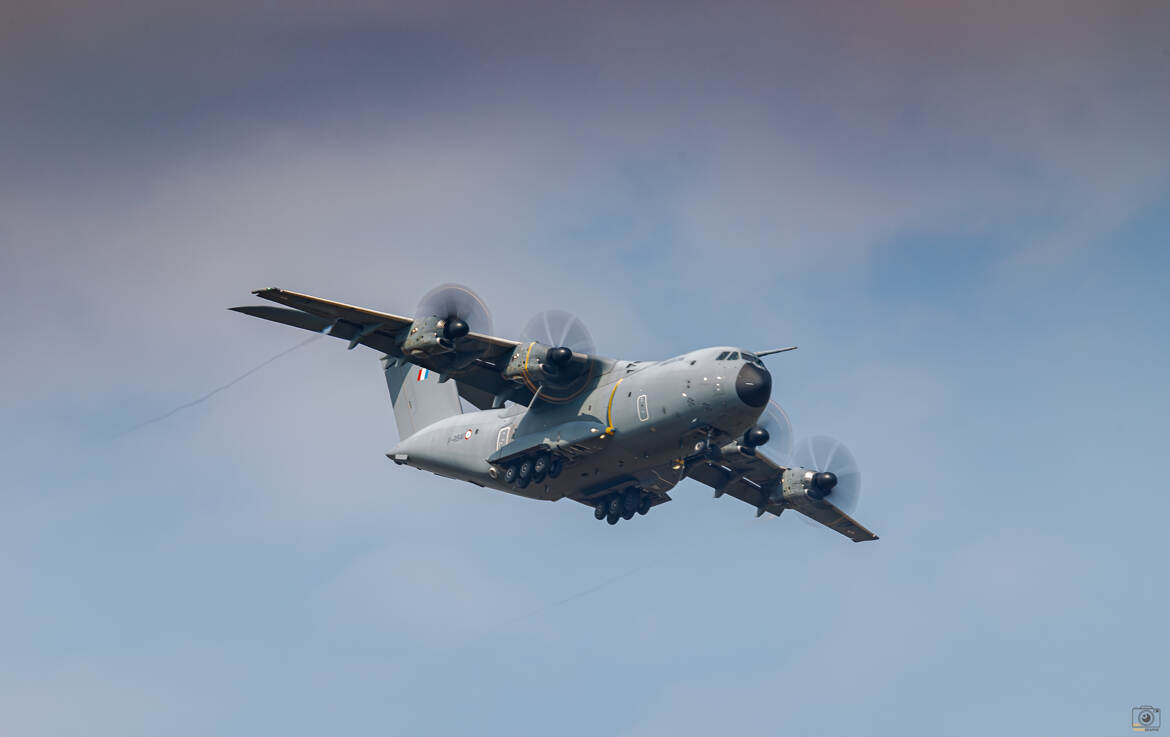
[232,284,877,542]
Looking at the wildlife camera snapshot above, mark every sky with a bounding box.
[2,1,1169,734]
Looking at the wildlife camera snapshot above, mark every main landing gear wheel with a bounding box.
[547,458,563,479]
[503,464,518,485]
[595,491,653,523]
[532,453,550,483]
[621,489,639,520]
[518,458,533,482]
[622,490,640,514]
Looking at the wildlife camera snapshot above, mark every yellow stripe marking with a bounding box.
[605,378,624,435]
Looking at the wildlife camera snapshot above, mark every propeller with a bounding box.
[416,283,494,339]
[522,309,596,356]
[791,435,862,515]
[742,401,794,465]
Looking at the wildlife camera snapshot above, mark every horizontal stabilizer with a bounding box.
[229,303,401,354]
[231,287,538,412]
[229,305,333,333]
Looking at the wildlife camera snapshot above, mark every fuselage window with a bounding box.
[496,426,511,450]
[637,394,650,422]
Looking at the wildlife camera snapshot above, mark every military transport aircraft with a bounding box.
[232,284,877,542]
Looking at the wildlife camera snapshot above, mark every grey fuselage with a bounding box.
[388,346,771,506]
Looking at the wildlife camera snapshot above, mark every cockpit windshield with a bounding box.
[715,350,764,366]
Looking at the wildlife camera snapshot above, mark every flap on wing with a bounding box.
[686,460,774,512]
[686,449,879,543]
[787,498,878,543]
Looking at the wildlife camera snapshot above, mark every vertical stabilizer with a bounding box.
[382,358,463,439]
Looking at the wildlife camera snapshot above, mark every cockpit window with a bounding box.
[716,351,730,360]
[727,351,739,360]
[741,352,758,363]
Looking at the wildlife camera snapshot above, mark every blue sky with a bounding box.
[2,1,1169,734]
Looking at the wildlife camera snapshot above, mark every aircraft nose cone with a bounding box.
[735,362,771,408]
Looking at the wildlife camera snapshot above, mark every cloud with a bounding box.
[1,4,1167,735]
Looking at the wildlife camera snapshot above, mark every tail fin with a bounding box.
[382,358,463,439]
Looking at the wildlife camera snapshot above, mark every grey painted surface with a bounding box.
[382,360,464,440]
[239,292,876,540]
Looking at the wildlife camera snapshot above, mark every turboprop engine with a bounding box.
[400,283,493,370]
[501,310,598,403]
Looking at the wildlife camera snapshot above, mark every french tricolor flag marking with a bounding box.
[416,368,429,381]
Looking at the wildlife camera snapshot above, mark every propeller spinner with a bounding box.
[791,435,862,514]
[522,309,596,356]
[416,283,494,338]
[739,400,795,464]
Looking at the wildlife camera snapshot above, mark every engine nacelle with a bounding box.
[502,342,596,402]
[780,467,837,503]
[400,315,485,371]
[402,315,455,356]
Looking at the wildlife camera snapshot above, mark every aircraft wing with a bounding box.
[231,288,530,408]
[685,448,878,543]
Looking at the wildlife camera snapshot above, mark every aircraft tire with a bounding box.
[503,464,519,485]
[622,489,640,514]
[515,474,530,489]
[606,512,620,525]
[638,497,651,515]
[533,453,550,477]
[608,497,622,517]
[621,509,635,521]
[518,458,533,481]
[547,458,563,479]
[594,504,607,520]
